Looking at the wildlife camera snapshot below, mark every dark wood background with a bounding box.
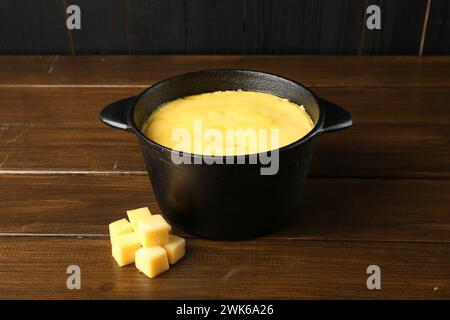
[0,0,449,55]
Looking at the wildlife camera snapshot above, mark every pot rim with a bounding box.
[128,69,326,158]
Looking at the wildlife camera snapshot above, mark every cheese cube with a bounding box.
[135,246,169,278]
[163,235,186,265]
[137,214,171,247]
[112,232,141,267]
[126,207,152,232]
[109,218,133,244]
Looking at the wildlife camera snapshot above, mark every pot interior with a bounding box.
[133,70,320,136]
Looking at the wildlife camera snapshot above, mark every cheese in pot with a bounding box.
[141,90,314,156]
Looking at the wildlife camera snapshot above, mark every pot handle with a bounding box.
[318,98,352,133]
[99,96,136,132]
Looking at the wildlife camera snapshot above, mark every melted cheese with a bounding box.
[142,90,314,156]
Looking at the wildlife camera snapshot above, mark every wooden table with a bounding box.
[0,55,449,299]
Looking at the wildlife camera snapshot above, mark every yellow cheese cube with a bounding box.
[163,235,186,265]
[137,214,171,247]
[109,218,133,244]
[112,232,141,267]
[126,207,152,232]
[135,246,169,278]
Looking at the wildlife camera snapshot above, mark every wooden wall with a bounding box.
[0,0,448,55]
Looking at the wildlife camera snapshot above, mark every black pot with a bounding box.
[100,70,352,240]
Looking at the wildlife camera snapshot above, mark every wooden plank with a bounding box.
[0,1,434,55]
[0,87,141,126]
[1,175,449,243]
[317,0,365,54]
[0,1,69,54]
[245,0,364,54]
[360,0,427,54]
[1,87,450,126]
[126,0,186,54]
[1,56,450,87]
[0,123,448,178]
[424,0,450,54]
[0,237,448,299]
[0,87,448,178]
[316,87,450,126]
[184,0,245,54]
[68,0,128,54]
[312,125,450,178]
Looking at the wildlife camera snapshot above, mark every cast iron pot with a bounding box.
[100,70,352,240]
